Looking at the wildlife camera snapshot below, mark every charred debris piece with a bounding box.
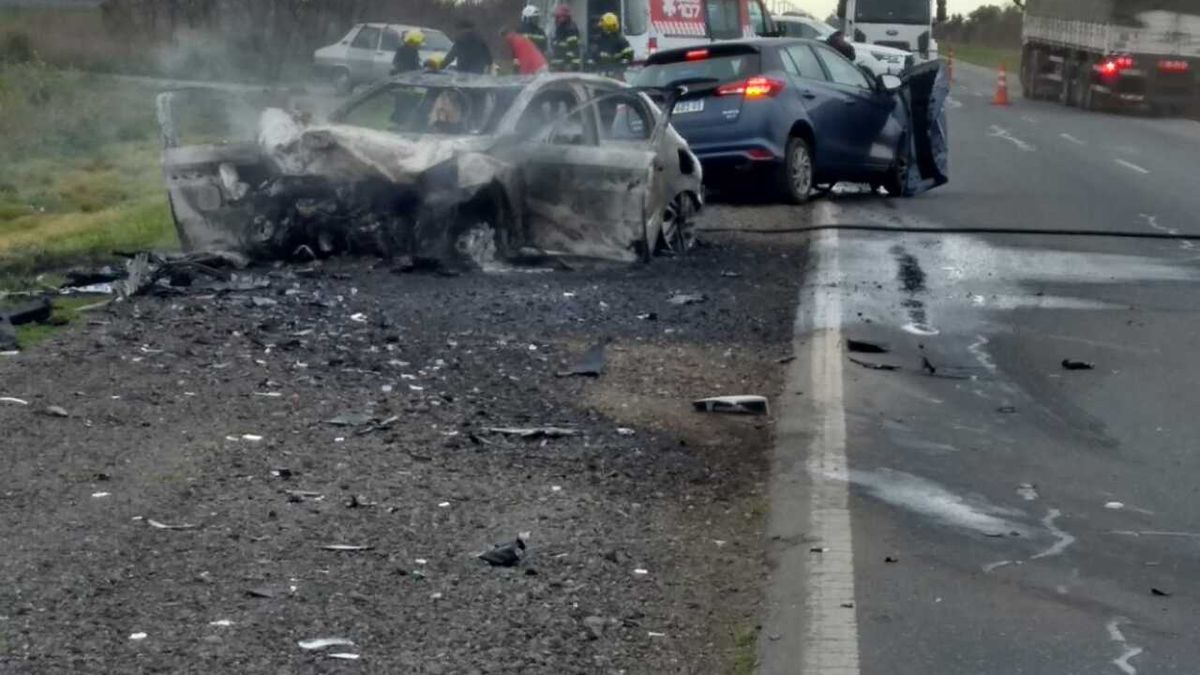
[478,533,529,567]
[1061,359,1096,371]
[692,395,770,415]
[556,339,609,378]
[0,298,57,351]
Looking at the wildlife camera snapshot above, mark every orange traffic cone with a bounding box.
[992,64,1010,106]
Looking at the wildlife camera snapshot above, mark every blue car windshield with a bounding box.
[633,54,762,88]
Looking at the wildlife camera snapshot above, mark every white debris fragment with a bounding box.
[0,397,30,406]
[209,619,234,627]
[129,632,148,641]
[437,501,451,508]
[328,653,361,660]
[1105,501,1125,510]
[616,427,636,436]
[92,492,111,498]
[648,631,667,638]
[349,313,368,323]
[241,434,264,442]
[147,519,199,530]
[414,558,428,565]
[550,485,563,493]
[321,544,373,552]
[633,568,649,576]
[430,592,443,600]
[297,637,355,651]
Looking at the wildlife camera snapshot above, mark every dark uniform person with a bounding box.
[518,5,548,56]
[587,12,634,76]
[392,29,424,74]
[442,19,494,74]
[550,4,582,72]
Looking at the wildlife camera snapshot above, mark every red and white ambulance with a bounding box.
[527,0,777,64]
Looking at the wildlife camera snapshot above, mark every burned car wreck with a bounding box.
[158,73,705,268]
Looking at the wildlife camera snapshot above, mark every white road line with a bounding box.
[1115,159,1150,174]
[1106,617,1143,674]
[1020,114,1039,124]
[1138,213,1195,251]
[988,125,1036,152]
[1059,133,1086,145]
[803,230,860,675]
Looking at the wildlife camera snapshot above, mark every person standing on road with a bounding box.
[550,5,582,72]
[518,5,549,56]
[442,19,494,74]
[392,29,424,74]
[587,12,634,77]
[503,29,550,75]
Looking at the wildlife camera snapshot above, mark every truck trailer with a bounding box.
[1021,0,1200,113]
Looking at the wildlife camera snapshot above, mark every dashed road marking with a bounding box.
[1115,159,1150,174]
[988,125,1037,152]
[1060,133,1086,145]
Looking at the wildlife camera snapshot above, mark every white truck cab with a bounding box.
[836,0,947,62]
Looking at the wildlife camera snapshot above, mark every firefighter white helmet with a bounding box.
[521,5,540,20]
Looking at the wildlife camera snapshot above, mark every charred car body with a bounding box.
[158,73,704,268]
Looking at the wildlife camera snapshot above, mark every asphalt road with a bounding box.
[725,61,1200,674]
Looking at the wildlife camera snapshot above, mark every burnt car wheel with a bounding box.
[659,193,697,255]
[778,136,813,204]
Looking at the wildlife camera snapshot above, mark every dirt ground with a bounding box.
[0,234,805,674]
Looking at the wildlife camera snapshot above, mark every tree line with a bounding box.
[934,3,1023,48]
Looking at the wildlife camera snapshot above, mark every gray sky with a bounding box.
[803,0,1004,20]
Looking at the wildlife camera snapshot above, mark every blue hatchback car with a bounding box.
[635,38,944,203]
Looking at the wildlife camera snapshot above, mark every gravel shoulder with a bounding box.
[0,234,805,673]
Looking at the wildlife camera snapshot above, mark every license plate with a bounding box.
[673,99,705,115]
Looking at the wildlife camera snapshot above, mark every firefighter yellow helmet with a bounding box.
[404,30,425,47]
[600,12,619,33]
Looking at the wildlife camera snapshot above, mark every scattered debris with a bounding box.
[1151,587,1171,597]
[92,492,111,498]
[240,434,263,442]
[997,405,1018,414]
[848,357,900,372]
[884,556,899,563]
[40,405,70,418]
[209,619,234,627]
[327,413,374,427]
[841,602,855,608]
[328,653,361,660]
[147,519,199,530]
[321,544,373,552]
[583,616,611,640]
[776,355,797,364]
[129,632,148,641]
[692,395,769,415]
[1105,501,1125,510]
[616,427,636,436]
[297,637,356,651]
[1061,359,1095,371]
[633,568,649,576]
[1017,483,1039,501]
[486,426,580,439]
[720,270,741,278]
[921,356,938,375]
[847,339,889,354]
[478,534,527,567]
[245,586,282,599]
[0,397,29,406]
[556,340,608,378]
[810,547,830,553]
[668,292,707,306]
[637,312,658,321]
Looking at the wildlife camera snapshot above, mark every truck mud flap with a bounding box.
[899,61,949,196]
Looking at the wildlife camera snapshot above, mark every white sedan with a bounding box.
[774,15,913,76]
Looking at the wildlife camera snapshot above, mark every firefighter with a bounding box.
[392,29,424,74]
[550,4,581,72]
[518,5,548,56]
[587,12,634,76]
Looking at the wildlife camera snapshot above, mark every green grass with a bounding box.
[11,295,104,349]
[730,624,759,675]
[0,62,176,276]
[943,43,1022,72]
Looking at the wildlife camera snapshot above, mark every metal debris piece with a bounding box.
[556,340,608,378]
[668,292,707,306]
[1061,359,1095,370]
[2,297,52,326]
[487,426,580,439]
[479,534,527,567]
[327,413,374,427]
[0,397,29,406]
[297,637,356,651]
[1151,587,1171,597]
[147,519,200,530]
[921,356,938,375]
[321,544,373,552]
[692,395,769,415]
[847,339,889,354]
[848,357,900,372]
[328,653,361,660]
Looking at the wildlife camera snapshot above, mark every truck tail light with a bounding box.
[1159,59,1189,73]
[648,37,658,54]
[716,76,785,99]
